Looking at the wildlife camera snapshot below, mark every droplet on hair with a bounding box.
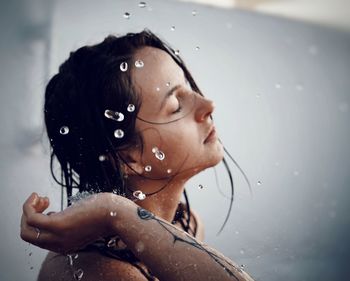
[104,110,124,122]
[155,150,165,161]
[127,104,135,112]
[110,211,117,217]
[170,26,175,31]
[98,155,107,162]
[167,169,172,174]
[195,46,200,51]
[192,10,197,16]
[138,1,146,8]
[73,269,84,280]
[174,50,180,56]
[135,60,144,68]
[144,165,152,172]
[123,12,130,19]
[107,238,116,247]
[120,62,128,72]
[59,126,69,135]
[114,129,124,139]
[133,190,146,200]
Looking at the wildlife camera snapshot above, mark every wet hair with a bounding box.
[45,29,250,233]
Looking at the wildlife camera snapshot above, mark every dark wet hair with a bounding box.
[45,29,250,233]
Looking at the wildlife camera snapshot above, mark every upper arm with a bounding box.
[38,251,150,281]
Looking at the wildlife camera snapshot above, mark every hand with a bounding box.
[20,192,127,254]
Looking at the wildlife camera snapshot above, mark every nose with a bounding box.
[195,95,215,122]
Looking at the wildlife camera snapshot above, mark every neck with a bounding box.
[127,176,187,223]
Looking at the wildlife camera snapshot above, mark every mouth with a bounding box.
[204,126,217,144]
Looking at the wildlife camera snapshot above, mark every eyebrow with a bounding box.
[158,84,182,111]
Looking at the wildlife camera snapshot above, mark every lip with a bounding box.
[204,126,217,144]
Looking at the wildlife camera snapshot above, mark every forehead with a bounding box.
[131,47,185,96]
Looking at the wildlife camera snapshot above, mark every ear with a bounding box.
[119,148,144,176]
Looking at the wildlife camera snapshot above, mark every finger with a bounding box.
[23,195,50,217]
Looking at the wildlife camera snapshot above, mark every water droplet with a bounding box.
[192,10,197,16]
[198,184,204,190]
[135,60,144,68]
[156,87,160,91]
[30,266,34,270]
[152,147,158,153]
[167,169,172,174]
[138,1,146,8]
[107,238,116,247]
[256,93,261,98]
[114,129,124,139]
[133,190,146,200]
[98,155,106,162]
[28,252,32,256]
[174,50,180,56]
[170,26,175,31]
[110,211,117,217]
[120,62,128,72]
[240,264,245,269]
[73,269,84,280]
[155,150,165,161]
[144,165,152,172]
[104,110,124,122]
[59,126,69,135]
[275,84,281,89]
[195,46,200,51]
[257,181,262,186]
[123,12,130,19]
[239,249,245,255]
[127,104,135,112]
[166,82,170,87]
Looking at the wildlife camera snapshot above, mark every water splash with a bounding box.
[138,2,146,8]
[133,190,146,200]
[135,60,144,68]
[123,12,130,19]
[144,165,152,172]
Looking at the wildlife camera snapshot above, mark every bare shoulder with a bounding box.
[38,250,150,281]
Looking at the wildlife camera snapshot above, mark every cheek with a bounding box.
[140,126,195,175]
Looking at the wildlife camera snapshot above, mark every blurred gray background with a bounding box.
[1,0,349,280]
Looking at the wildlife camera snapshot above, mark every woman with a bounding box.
[20,30,255,281]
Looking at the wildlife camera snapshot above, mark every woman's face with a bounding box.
[129,46,224,180]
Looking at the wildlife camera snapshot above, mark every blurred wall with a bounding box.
[1,0,349,280]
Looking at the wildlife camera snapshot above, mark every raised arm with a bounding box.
[20,193,255,281]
